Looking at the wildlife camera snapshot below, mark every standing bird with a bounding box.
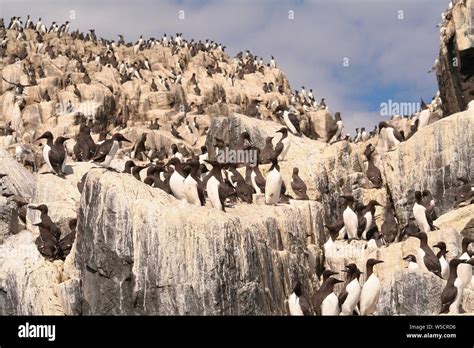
[457,237,473,289]
[413,191,435,233]
[314,277,344,316]
[92,133,131,168]
[249,165,266,195]
[73,122,96,161]
[287,282,310,316]
[433,241,450,280]
[440,259,468,314]
[408,231,442,278]
[378,121,404,151]
[265,158,282,205]
[358,200,381,240]
[291,167,308,200]
[380,199,399,244]
[340,195,358,240]
[36,131,69,176]
[359,258,384,315]
[275,127,290,161]
[328,112,343,144]
[403,255,420,271]
[167,157,187,202]
[183,160,206,206]
[281,109,301,136]
[259,136,274,164]
[364,144,383,189]
[339,263,363,316]
[205,160,227,212]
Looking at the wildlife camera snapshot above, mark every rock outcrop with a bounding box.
[75,169,325,315]
[437,0,474,115]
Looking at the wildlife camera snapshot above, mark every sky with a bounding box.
[0,0,450,134]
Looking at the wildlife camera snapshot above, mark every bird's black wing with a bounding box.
[338,286,348,307]
[299,296,311,316]
[197,181,206,206]
[92,140,112,162]
[424,252,442,278]
[48,146,65,175]
[358,216,367,238]
[393,128,404,142]
[440,286,457,314]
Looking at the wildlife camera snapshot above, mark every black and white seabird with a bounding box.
[313,276,344,316]
[275,127,290,161]
[358,200,381,240]
[403,254,420,271]
[339,263,363,315]
[167,157,187,202]
[413,191,435,233]
[36,131,69,176]
[183,160,206,206]
[432,241,449,280]
[440,259,468,314]
[458,237,473,289]
[92,133,131,168]
[204,160,227,211]
[265,158,282,205]
[359,258,384,315]
[378,121,404,151]
[340,195,358,240]
[288,282,310,316]
[408,231,442,278]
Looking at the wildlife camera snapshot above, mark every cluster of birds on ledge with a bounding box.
[289,235,474,316]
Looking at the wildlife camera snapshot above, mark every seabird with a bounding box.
[433,241,450,280]
[92,133,131,168]
[340,195,358,240]
[265,158,282,205]
[183,160,206,206]
[407,231,442,278]
[403,254,420,271]
[36,131,69,176]
[291,167,309,200]
[457,237,473,289]
[359,258,384,315]
[364,144,383,189]
[314,277,344,316]
[413,191,435,233]
[275,127,290,161]
[339,263,363,316]
[440,259,468,314]
[287,282,310,316]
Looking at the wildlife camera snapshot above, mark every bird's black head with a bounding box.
[112,133,131,142]
[36,131,53,141]
[30,204,48,214]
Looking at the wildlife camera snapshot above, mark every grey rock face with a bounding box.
[76,169,325,315]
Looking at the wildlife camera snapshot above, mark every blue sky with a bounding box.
[1,0,450,134]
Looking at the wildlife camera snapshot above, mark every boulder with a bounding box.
[0,230,64,315]
[0,150,36,200]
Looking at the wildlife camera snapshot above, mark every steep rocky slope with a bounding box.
[0,5,473,316]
